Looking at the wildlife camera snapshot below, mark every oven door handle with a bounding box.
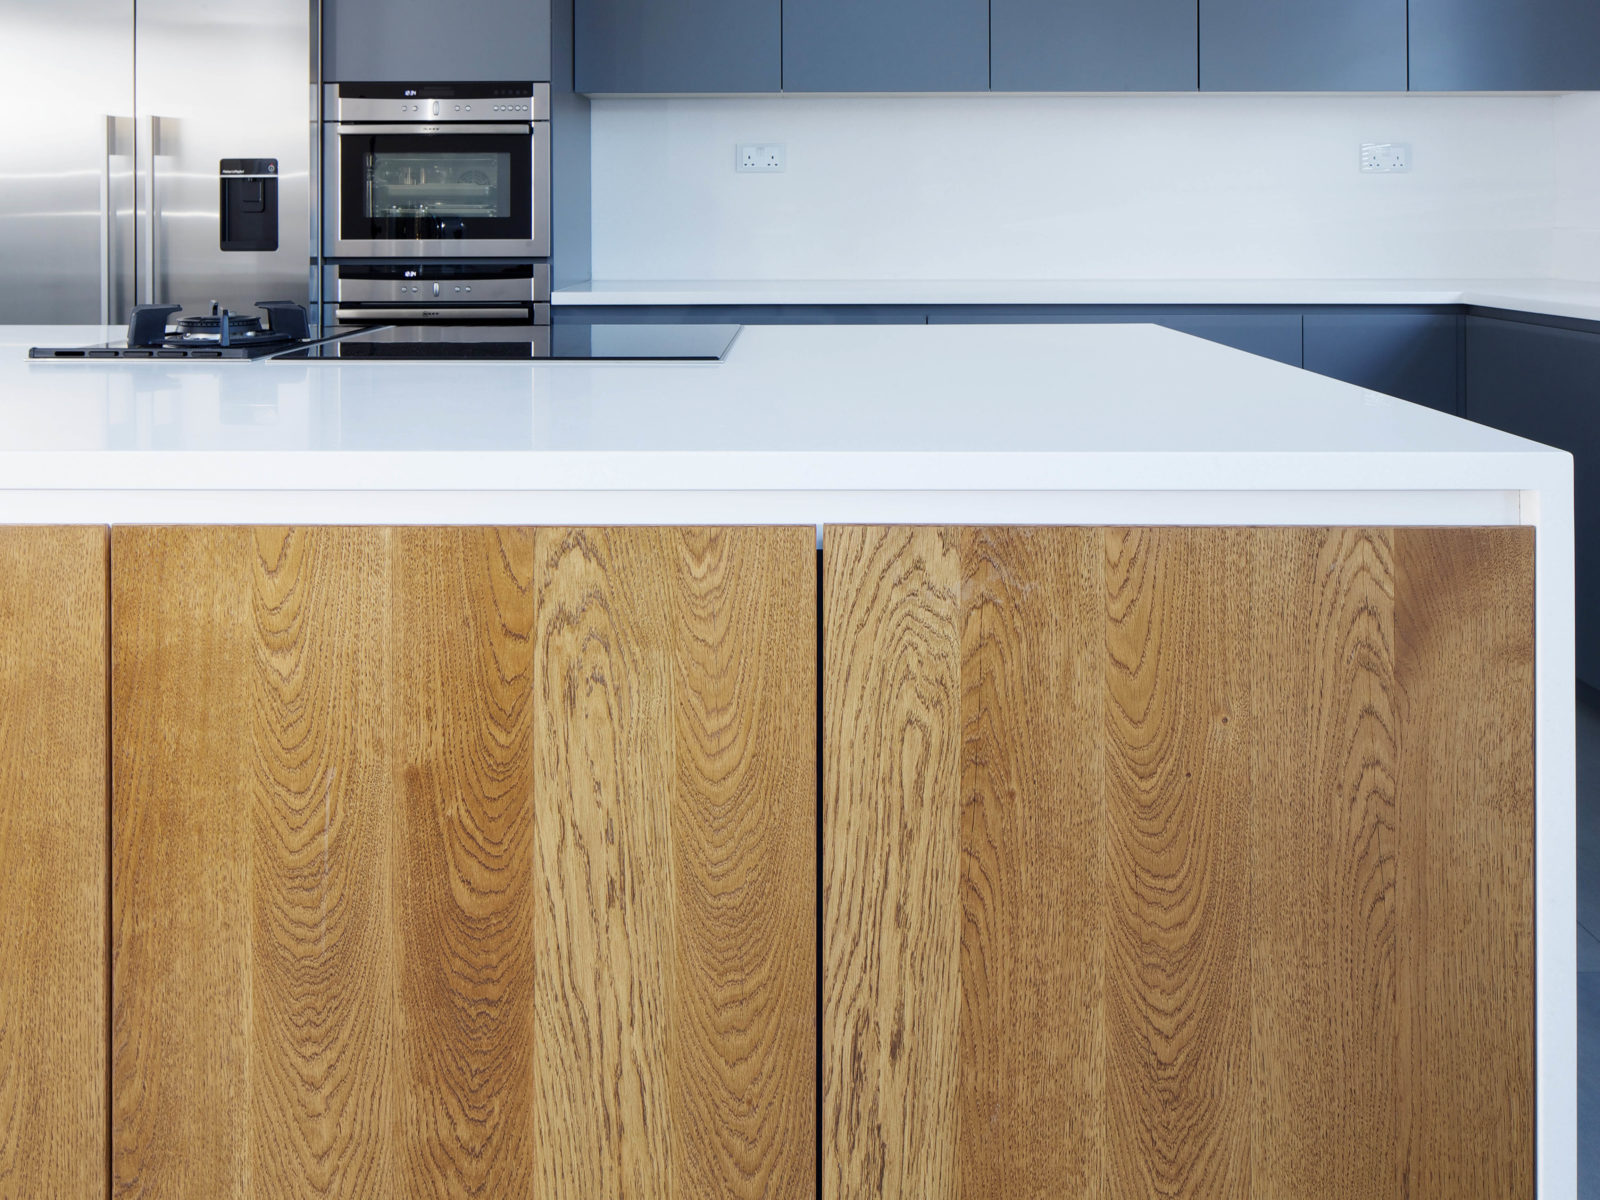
[335,306,535,321]
[335,123,533,136]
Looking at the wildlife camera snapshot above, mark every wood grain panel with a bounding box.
[1101,527,1252,1200]
[246,528,394,1199]
[1394,527,1535,1198]
[533,527,816,1200]
[113,527,544,1199]
[821,526,963,1200]
[822,525,1532,1200]
[953,528,1104,1200]
[0,527,108,1200]
[665,529,816,1200]
[1249,529,1401,1198]
[532,529,677,1198]
[392,528,536,1199]
[112,526,255,1200]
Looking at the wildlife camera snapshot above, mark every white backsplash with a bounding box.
[1554,92,1600,281]
[590,93,1573,282]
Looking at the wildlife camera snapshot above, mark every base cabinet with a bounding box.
[822,525,1534,1199]
[1304,310,1462,415]
[0,527,107,1199]
[0,522,1542,1197]
[1465,315,1600,686]
[108,525,817,1199]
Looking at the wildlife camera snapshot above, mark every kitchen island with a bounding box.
[0,321,1576,1198]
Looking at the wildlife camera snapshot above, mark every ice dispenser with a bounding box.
[219,159,279,252]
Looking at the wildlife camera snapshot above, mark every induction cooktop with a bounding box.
[274,323,741,362]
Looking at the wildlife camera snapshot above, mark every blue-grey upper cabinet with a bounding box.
[991,0,1197,90]
[325,0,550,82]
[782,0,989,91]
[1410,0,1600,90]
[1200,0,1406,90]
[575,0,780,92]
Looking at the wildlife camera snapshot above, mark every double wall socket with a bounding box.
[1360,142,1412,172]
[737,143,785,173]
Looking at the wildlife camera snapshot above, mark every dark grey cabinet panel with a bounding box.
[576,0,780,93]
[926,306,1303,366]
[1410,0,1600,90]
[1465,315,1600,683]
[1202,0,1405,90]
[554,304,929,324]
[991,0,1196,91]
[1160,313,1302,365]
[325,0,550,82]
[782,0,988,91]
[1303,312,1460,414]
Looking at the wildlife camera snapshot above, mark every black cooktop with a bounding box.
[274,323,741,362]
[30,301,323,360]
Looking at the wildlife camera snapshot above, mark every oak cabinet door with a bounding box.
[0,527,108,1199]
[110,526,816,1199]
[821,526,1534,1200]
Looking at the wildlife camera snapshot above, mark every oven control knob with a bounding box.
[430,100,440,116]
[432,282,440,297]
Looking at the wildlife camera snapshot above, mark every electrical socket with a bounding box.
[1360,142,1412,172]
[737,143,785,173]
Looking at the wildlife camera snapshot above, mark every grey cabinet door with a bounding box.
[1410,0,1600,89]
[555,304,929,324]
[1302,312,1460,414]
[326,0,551,82]
[1159,312,1302,365]
[576,0,780,92]
[991,0,1197,91]
[782,0,988,91]
[1465,315,1600,684]
[1201,0,1406,90]
[926,306,1303,367]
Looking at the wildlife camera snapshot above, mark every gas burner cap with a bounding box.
[175,311,267,337]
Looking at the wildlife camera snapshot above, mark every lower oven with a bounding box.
[323,82,550,258]
[327,262,551,325]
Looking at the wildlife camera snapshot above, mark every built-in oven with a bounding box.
[326,262,550,324]
[323,82,550,258]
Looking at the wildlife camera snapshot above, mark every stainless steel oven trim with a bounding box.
[335,122,528,135]
[323,121,550,258]
[334,303,550,322]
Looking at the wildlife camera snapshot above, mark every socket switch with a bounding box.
[737,143,785,173]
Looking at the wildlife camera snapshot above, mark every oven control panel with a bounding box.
[329,82,550,123]
[329,263,551,305]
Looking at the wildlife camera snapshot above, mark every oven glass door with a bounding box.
[335,125,537,253]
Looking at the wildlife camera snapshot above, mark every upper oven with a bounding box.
[323,82,550,258]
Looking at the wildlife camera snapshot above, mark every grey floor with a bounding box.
[1576,693,1599,1196]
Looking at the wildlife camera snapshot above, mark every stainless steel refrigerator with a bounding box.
[0,0,315,325]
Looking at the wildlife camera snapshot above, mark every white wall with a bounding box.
[590,94,1570,282]
[1554,92,1600,281]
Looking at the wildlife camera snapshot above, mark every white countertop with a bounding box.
[0,322,1558,496]
[553,277,1600,323]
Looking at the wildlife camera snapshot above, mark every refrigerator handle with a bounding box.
[137,115,159,304]
[100,116,115,324]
